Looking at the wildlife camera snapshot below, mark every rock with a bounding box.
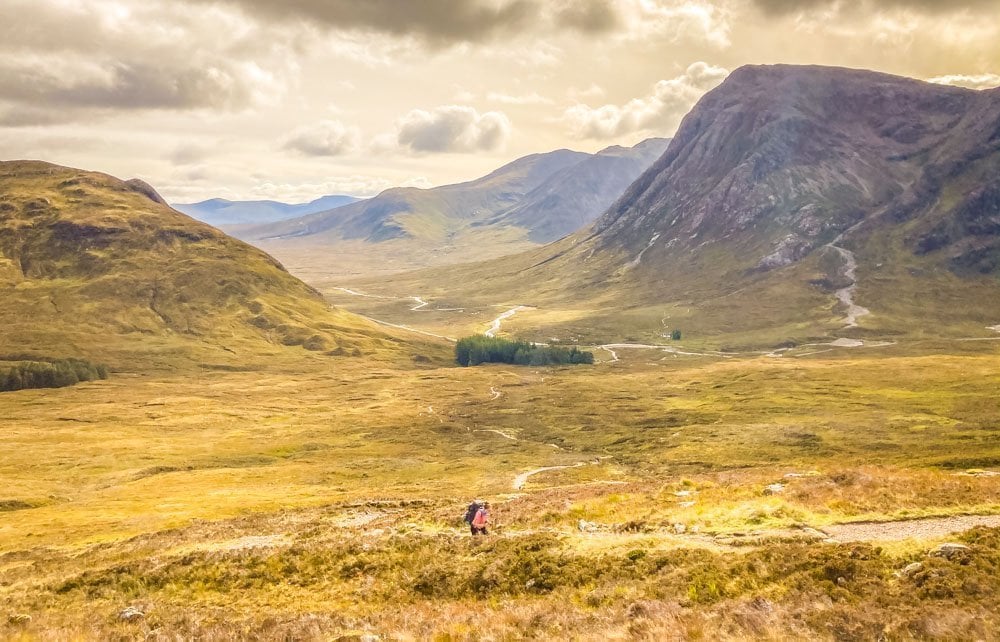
[119,606,145,622]
[578,519,598,532]
[673,523,686,534]
[7,614,31,625]
[836,576,848,587]
[929,543,971,560]
[763,483,785,495]
[897,562,924,578]
[679,501,696,508]
[674,490,694,497]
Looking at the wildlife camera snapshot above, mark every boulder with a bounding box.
[7,614,31,625]
[118,606,144,622]
[929,543,971,560]
[897,562,924,578]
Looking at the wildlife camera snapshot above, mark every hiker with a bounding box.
[464,499,483,534]
[471,501,491,536]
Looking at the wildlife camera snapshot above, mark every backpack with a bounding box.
[464,501,482,524]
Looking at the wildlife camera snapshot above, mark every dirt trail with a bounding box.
[489,386,502,400]
[512,463,588,490]
[485,306,532,338]
[822,514,1000,543]
[475,429,517,441]
[362,316,456,342]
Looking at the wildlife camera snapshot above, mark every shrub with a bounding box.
[455,336,594,367]
[0,357,109,392]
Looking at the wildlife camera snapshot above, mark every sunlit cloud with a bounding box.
[563,62,729,140]
[282,120,362,157]
[928,73,1000,90]
[393,106,512,153]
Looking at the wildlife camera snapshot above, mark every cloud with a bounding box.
[0,0,295,121]
[169,143,213,165]
[283,120,362,156]
[563,62,728,139]
[183,0,623,47]
[752,0,998,15]
[617,1,733,48]
[928,73,1000,90]
[394,106,511,153]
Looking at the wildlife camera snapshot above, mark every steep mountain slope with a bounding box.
[243,149,589,244]
[0,161,420,370]
[367,65,1000,346]
[477,138,670,242]
[173,194,359,227]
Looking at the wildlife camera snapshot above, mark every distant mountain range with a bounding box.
[173,194,360,227]
[375,65,1000,346]
[242,139,668,245]
[235,138,669,278]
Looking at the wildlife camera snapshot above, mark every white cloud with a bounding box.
[563,62,729,140]
[394,105,512,153]
[282,119,362,156]
[928,73,1000,90]
[617,1,733,48]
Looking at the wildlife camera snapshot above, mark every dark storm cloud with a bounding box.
[753,0,1000,15]
[195,0,620,45]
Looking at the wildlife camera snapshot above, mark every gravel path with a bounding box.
[823,514,1000,543]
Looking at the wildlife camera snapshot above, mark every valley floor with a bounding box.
[3,337,1000,640]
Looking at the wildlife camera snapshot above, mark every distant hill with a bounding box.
[476,138,669,242]
[0,161,420,370]
[373,65,1000,346]
[243,149,590,244]
[173,194,359,227]
[236,140,668,280]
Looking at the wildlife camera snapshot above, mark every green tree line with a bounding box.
[1,358,109,392]
[455,336,594,367]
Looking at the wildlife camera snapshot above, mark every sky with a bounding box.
[1,0,998,204]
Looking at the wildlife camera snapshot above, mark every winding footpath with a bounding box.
[485,306,532,338]
[512,463,588,490]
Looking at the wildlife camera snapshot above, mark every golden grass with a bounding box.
[1,341,999,639]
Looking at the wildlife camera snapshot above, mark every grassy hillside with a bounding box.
[2,347,1000,639]
[0,161,436,371]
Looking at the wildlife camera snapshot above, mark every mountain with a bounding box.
[172,194,359,227]
[0,161,419,370]
[236,140,669,281]
[243,149,590,244]
[370,65,1000,346]
[475,138,669,243]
